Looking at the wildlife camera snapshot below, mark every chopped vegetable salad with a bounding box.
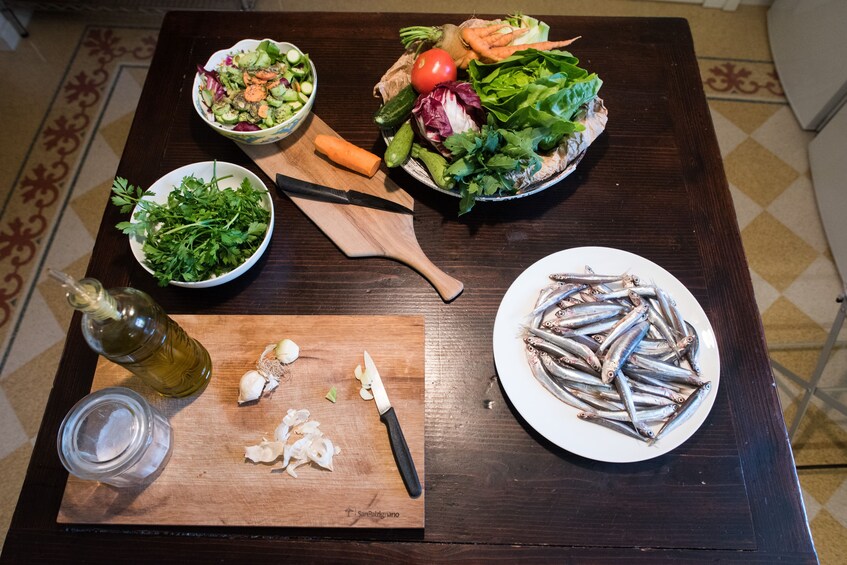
[198,39,314,131]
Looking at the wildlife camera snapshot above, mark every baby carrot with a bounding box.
[314,134,381,178]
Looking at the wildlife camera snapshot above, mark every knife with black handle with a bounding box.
[363,351,422,498]
[275,173,414,215]
[380,406,422,498]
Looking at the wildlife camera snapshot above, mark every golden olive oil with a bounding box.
[51,271,212,398]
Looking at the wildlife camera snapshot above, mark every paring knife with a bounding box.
[275,173,414,215]
[363,351,422,498]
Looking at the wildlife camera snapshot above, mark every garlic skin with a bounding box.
[237,370,267,404]
[244,440,284,463]
[244,407,340,477]
[274,339,300,364]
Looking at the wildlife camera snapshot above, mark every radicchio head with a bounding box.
[411,81,485,158]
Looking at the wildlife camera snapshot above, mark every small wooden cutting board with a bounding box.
[240,113,463,302]
[58,315,425,528]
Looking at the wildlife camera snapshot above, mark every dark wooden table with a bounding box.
[2,11,816,563]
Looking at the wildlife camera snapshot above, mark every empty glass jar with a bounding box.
[58,387,173,487]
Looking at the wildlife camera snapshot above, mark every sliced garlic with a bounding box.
[237,370,267,404]
[274,338,300,364]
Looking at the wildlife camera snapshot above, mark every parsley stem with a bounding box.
[223,212,240,230]
[161,220,214,236]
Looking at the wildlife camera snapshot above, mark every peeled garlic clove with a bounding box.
[274,338,300,364]
[238,370,267,404]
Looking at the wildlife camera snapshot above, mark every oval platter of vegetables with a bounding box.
[373,14,608,215]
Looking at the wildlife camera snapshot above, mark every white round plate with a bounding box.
[492,246,720,463]
[128,161,274,288]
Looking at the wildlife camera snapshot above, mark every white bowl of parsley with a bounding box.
[112,161,274,288]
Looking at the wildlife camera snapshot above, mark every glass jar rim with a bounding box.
[57,387,153,480]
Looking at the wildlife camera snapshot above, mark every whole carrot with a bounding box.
[482,37,582,62]
[314,134,381,178]
[488,27,530,48]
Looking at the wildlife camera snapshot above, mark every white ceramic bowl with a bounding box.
[193,39,317,145]
[128,161,274,288]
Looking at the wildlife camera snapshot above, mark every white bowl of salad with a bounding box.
[194,39,317,145]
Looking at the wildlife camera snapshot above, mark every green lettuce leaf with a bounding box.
[468,49,602,149]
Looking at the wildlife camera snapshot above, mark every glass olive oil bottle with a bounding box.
[50,270,212,398]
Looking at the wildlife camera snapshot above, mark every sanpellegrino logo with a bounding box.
[345,507,400,519]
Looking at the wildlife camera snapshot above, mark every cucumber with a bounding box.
[285,48,302,65]
[411,144,454,190]
[216,109,239,125]
[384,121,415,168]
[374,84,417,129]
[281,88,300,102]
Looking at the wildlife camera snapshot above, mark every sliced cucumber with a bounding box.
[297,91,310,104]
[285,48,301,65]
[281,88,300,102]
[216,109,239,125]
[299,81,313,95]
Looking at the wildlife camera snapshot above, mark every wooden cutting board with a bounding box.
[58,315,425,528]
[240,113,463,302]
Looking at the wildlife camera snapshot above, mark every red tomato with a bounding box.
[410,48,457,94]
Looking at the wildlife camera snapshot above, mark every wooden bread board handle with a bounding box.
[240,113,464,302]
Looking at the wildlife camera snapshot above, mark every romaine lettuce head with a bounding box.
[468,49,602,150]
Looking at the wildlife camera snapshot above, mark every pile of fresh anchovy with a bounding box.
[523,267,712,444]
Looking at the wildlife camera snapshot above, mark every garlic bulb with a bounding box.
[274,338,300,364]
[237,370,266,404]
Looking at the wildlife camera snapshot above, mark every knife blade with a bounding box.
[363,351,422,498]
[276,173,413,215]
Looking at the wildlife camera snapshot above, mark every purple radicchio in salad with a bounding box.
[411,81,486,158]
[197,65,226,107]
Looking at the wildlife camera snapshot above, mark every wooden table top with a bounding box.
[1,11,816,563]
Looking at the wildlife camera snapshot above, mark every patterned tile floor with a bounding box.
[1,1,845,561]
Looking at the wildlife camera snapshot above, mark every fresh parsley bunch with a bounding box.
[111,171,270,286]
[443,123,546,214]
